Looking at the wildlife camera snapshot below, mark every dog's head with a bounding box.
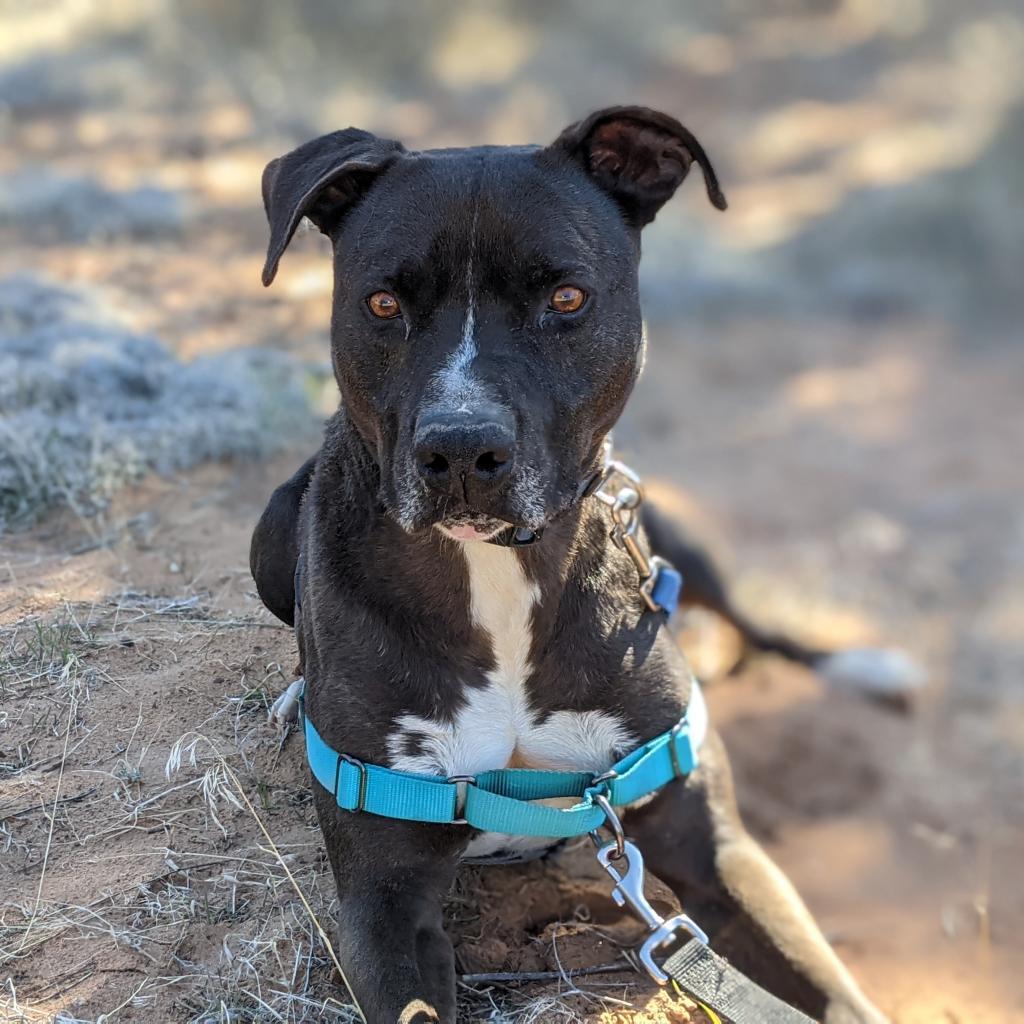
[262,107,725,541]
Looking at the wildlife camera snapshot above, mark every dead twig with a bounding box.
[460,961,632,986]
[0,786,98,822]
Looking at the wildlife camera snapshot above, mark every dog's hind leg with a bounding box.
[641,502,924,705]
[627,729,888,1024]
[250,454,317,627]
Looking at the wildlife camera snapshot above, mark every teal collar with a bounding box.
[301,681,706,838]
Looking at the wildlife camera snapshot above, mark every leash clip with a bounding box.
[596,838,708,985]
[593,449,679,614]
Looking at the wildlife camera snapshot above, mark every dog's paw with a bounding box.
[815,648,925,708]
[398,999,441,1023]
[268,677,304,730]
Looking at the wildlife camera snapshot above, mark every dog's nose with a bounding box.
[414,406,516,493]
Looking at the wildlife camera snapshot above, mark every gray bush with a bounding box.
[0,276,319,532]
[0,170,185,242]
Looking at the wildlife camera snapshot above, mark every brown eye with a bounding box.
[368,291,401,319]
[549,285,586,314]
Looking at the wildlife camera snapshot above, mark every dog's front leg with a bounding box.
[626,730,887,1024]
[315,788,464,1024]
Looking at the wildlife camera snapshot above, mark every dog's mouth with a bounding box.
[436,511,508,543]
[426,468,599,543]
[399,454,602,542]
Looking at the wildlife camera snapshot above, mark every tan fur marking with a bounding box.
[398,998,438,1023]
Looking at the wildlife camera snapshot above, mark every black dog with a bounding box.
[251,107,887,1024]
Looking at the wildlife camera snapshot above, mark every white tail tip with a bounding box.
[815,648,926,698]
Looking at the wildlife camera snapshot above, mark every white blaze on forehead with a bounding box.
[432,205,488,408]
[433,300,485,409]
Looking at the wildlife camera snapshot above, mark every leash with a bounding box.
[291,447,817,1024]
[595,836,815,1024]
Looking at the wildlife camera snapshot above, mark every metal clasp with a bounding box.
[593,450,665,613]
[596,838,708,984]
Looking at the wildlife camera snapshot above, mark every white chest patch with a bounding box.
[385,543,636,858]
[386,542,636,860]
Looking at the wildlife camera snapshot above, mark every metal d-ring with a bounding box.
[593,450,666,611]
[591,792,626,861]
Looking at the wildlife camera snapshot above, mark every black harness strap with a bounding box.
[664,939,818,1024]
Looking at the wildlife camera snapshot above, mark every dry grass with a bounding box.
[0,594,356,1022]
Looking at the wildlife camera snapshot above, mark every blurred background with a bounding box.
[1,2,1022,1022]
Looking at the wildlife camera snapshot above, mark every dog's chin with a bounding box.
[436,514,507,543]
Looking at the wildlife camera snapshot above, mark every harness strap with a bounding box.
[302,681,707,837]
[664,940,818,1024]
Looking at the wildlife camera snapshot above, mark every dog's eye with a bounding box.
[549,285,586,314]
[367,291,401,319]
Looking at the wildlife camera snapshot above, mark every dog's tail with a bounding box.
[641,502,925,708]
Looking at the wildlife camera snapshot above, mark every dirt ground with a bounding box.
[3,3,1024,1022]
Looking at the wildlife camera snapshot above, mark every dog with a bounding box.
[250,107,889,1024]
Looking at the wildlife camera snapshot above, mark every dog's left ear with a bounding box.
[261,128,405,286]
[550,106,727,227]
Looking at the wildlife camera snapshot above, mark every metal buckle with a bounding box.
[447,774,476,825]
[338,754,368,812]
[596,838,708,985]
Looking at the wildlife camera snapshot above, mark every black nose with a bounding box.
[414,406,516,493]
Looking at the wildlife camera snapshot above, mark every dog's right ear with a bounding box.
[261,128,405,286]
[549,106,726,228]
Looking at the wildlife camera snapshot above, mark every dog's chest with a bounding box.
[385,544,634,859]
